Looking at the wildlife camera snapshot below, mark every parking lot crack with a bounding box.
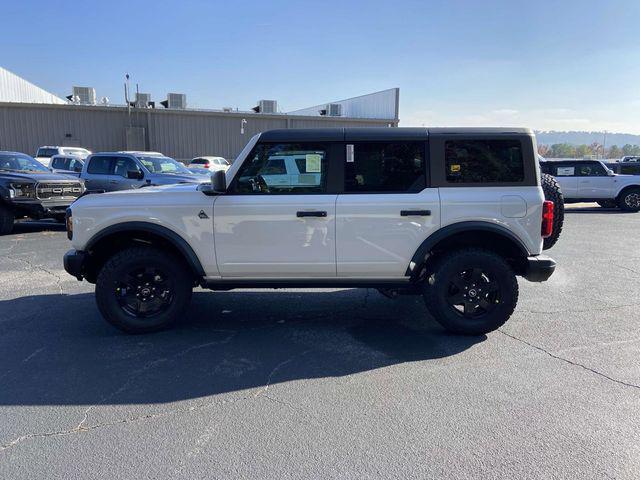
[498,329,640,391]
[6,254,64,295]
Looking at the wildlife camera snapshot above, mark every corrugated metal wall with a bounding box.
[0,103,394,160]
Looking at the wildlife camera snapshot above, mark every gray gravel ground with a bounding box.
[0,205,639,479]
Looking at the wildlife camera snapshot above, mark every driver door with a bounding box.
[213,142,337,278]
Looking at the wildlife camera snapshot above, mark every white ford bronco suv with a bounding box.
[539,158,640,211]
[64,128,557,335]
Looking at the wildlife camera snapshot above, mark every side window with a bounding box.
[69,158,83,171]
[51,157,64,169]
[555,165,576,176]
[445,140,524,183]
[230,143,328,194]
[345,142,425,193]
[86,156,113,175]
[576,163,606,176]
[113,157,141,177]
[621,165,640,175]
[262,159,286,175]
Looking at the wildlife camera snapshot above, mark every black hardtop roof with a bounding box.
[259,127,533,142]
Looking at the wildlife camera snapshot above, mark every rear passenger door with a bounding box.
[551,164,579,198]
[335,137,440,277]
[83,155,115,191]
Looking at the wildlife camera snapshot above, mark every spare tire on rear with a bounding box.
[541,173,564,250]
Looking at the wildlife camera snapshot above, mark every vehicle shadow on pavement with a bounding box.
[0,290,484,406]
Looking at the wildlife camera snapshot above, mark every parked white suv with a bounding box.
[540,158,640,211]
[187,156,230,171]
[64,128,557,335]
[35,146,91,166]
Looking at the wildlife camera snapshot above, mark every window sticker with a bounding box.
[305,154,322,173]
[557,167,574,176]
[450,164,461,173]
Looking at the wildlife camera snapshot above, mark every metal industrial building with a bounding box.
[0,67,399,160]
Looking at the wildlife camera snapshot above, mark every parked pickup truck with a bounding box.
[0,151,84,233]
[539,158,640,210]
[64,128,557,335]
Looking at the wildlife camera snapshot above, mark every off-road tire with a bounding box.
[0,204,14,235]
[541,173,564,250]
[617,187,640,212]
[424,248,518,335]
[597,200,617,209]
[95,246,193,334]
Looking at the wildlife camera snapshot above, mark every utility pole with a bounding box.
[602,130,607,159]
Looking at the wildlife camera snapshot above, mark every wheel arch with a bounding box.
[406,221,530,278]
[83,222,205,283]
[616,184,640,199]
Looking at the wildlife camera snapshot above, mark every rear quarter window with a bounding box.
[445,139,524,183]
[87,156,113,174]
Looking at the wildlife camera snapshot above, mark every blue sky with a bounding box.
[2,0,639,133]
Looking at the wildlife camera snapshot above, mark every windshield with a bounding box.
[0,153,50,173]
[137,156,192,175]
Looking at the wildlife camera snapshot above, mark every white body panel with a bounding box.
[555,176,579,198]
[439,186,544,255]
[70,184,219,276]
[213,194,336,277]
[335,190,441,276]
[577,176,612,198]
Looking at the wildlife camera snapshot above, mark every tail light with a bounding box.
[541,201,554,238]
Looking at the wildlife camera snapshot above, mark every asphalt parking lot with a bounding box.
[1,205,639,479]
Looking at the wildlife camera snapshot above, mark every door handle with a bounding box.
[296,211,327,218]
[109,180,118,184]
[400,210,431,216]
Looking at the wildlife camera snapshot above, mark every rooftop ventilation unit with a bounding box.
[134,93,152,108]
[72,86,96,105]
[160,93,187,109]
[319,103,342,116]
[252,99,277,114]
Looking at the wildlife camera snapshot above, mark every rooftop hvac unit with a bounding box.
[72,86,96,105]
[327,103,342,116]
[252,99,277,114]
[160,93,187,109]
[135,93,152,108]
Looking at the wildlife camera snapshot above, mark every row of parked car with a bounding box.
[0,147,231,234]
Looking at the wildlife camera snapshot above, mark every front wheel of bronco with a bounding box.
[424,249,518,335]
[95,247,193,333]
[618,188,640,212]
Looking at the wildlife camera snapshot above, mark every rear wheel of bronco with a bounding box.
[540,173,564,250]
[0,204,14,235]
[597,200,617,209]
[95,246,193,333]
[424,249,518,335]
[618,188,640,212]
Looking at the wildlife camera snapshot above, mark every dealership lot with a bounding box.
[0,206,639,479]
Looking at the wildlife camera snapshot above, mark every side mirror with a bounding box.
[212,169,227,193]
[127,170,144,180]
[607,169,615,176]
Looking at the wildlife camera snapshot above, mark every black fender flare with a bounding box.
[405,221,530,276]
[85,221,206,277]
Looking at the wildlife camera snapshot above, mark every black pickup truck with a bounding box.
[0,151,85,234]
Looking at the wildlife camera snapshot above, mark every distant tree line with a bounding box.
[538,143,640,159]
